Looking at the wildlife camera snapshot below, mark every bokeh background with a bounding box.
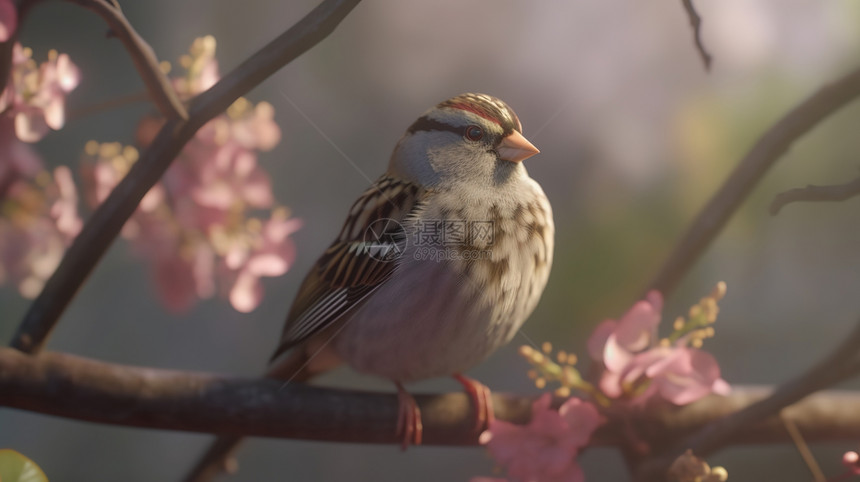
[3,0,860,480]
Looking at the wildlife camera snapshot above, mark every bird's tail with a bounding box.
[181,347,331,482]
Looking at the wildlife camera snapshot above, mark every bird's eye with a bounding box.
[464,125,484,142]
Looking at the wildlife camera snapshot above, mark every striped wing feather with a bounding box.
[269,176,422,361]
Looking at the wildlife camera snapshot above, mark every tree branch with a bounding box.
[637,318,860,481]
[62,0,187,120]
[770,174,860,215]
[3,347,860,448]
[9,0,362,354]
[680,0,711,70]
[647,64,860,296]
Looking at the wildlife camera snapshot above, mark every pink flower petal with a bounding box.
[43,97,65,130]
[246,253,289,277]
[229,269,263,313]
[843,451,860,475]
[712,378,732,396]
[603,332,635,373]
[598,369,624,398]
[264,216,302,241]
[55,53,80,92]
[480,394,600,482]
[240,167,274,208]
[587,319,616,362]
[559,397,603,448]
[14,109,50,143]
[613,299,661,352]
[0,0,16,42]
[644,348,729,406]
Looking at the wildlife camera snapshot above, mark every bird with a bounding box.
[184,93,554,481]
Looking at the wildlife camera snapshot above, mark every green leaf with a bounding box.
[0,449,49,482]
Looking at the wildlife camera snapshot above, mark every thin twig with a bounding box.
[62,0,186,120]
[680,0,711,70]
[783,414,826,482]
[67,90,149,121]
[9,0,362,354]
[647,65,860,297]
[6,348,860,447]
[770,175,860,215]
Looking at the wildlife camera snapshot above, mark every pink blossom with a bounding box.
[81,133,296,313]
[588,290,662,369]
[479,394,602,482]
[589,291,730,406]
[168,129,274,233]
[2,44,80,142]
[843,451,860,475]
[139,112,279,237]
[602,346,730,405]
[173,35,218,98]
[74,37,293,313]
[223,212,301,313]
[0,0,16,42]
[230,101,281,151]
[0,167,81,297]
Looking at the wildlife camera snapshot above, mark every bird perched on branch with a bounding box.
[185,93,554,481]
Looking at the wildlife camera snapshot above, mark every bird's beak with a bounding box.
[496,131,540,163]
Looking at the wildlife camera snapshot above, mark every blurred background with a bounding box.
[3,0,860,480]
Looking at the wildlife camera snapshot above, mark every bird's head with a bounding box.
[388,93,539,189]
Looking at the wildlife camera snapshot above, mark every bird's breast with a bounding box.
[333,180,554,382]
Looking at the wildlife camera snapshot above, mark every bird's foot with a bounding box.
[395,381,422,450]
[453,374,495,433]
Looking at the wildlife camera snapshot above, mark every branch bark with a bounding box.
[4,347,860,448]
[647,64,860,296]
[62,0,187,120]
[9,0,362,354]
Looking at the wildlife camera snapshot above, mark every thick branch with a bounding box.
[770,174,860,215]
[63,0,187,120]
[10,0,362,354]
[647,65,860,296]
[3,347,860,447]
[680,0,711,70]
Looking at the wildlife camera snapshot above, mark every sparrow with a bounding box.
[185,93,554,481]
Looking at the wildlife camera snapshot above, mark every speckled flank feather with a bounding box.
[270,176,423,360]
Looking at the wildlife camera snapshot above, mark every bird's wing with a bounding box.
[269,176,424,361]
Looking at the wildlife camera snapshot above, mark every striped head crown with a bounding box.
[437,93,522,135]
[407,93,523,137]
